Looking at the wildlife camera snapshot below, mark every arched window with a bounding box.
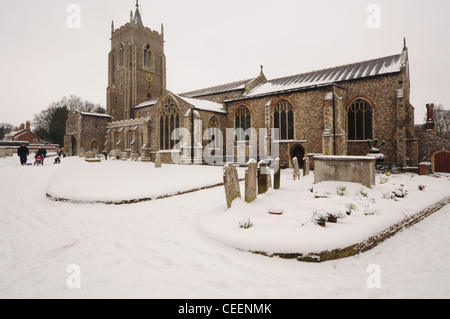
[235,105,251,141]
[348,99,373,141]
[119,44,124,68]
[160,98,180,150]
[208,116,221,149]
[90,140,98,151]
[274,99,294,140]
[126,131,134,150]
[143,44,152,68]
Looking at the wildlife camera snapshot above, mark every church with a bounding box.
[64,1,419,169]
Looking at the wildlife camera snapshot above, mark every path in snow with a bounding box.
[0,156,449,298]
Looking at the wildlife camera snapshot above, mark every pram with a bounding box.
[34,155,43,166]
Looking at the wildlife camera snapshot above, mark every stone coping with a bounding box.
[313,155,376,162]
[247,196,449,263]
[47,178,245,206]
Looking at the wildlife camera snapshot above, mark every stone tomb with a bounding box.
[314,156,376,188]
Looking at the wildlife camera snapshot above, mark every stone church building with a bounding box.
[65,1,419,169]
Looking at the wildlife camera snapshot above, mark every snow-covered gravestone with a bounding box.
[293,157,300,181]
[223,163,241,209]
[258,160,269,195]
[304,157,310,176]
[155,152,162,168]
[274,158,281,190]
[245,159,258,203]
[131,153,139,161]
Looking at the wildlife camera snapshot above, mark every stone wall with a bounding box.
[415,126,450,163]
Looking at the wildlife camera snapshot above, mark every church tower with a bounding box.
[107,0,166,121]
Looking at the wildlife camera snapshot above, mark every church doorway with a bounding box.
[71,136,77,156]
[291,145,305,168]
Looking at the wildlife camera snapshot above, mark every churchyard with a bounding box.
[1,154,449,298]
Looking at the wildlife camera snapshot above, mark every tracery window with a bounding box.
[90,140,98,151]
[126,131,133,150]
[144,44,152,68]
[235,105,251,141]
[273,99,294,140]
[119,44,124,68]
[348,99,373,141]
[208,116,221,149]
[160,98,180,150]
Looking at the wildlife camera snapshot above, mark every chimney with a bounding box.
[26,121,31,130]
[20,123,25,130]
[426,104,435,133]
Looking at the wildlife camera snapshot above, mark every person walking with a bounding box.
[17,143,29,166]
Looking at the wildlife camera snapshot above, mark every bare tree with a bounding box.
[33,96,106,145]
[434,104,450,138]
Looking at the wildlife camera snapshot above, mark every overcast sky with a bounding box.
[0,0,449,128]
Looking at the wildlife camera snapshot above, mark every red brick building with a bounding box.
[5,121,41,144]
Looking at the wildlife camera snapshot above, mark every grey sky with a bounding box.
[0,0,449,128]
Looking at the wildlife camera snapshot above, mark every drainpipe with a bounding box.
[191,108,194,164]
[332,84,336,155]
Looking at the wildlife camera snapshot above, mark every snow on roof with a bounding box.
[180,78,252,98]
[81,112,112,118]
[134,98,159,109]
[243,52,405,99]
[176,94,226,114]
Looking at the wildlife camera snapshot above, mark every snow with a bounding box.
[1,155,450,299]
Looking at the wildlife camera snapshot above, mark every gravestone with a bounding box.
[274,158,281,190]
[85,151,95,159]
[120,152,128,161]
[304,157,310,176]
[245,159,257,203]
[131,153,139,161]
[109,150,117,160]
[258,161,269,195]
[155,152,162,168]
[223,163,241,209]
[293,157,300,181]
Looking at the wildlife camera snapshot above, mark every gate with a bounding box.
[433,150,450,173]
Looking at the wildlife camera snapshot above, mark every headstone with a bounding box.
[223,163,241,209]
[85,151,94,159]
[120,152,128,161]
[258,160,269,195]
[293,157,300,181]
[274,158,281,190]
[245,159,257,203]
[267,168,272,189]
[131,153,139,161]
[303,157,310,176]
[109,150,117,160]
[155,152,162,168]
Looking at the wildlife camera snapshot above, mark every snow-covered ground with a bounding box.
[0,155,449,299]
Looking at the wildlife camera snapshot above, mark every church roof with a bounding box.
[180,78,254,98]
[243,52,406,99]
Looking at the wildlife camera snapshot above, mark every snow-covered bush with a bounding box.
[239,218,254,229]
[393,185,408,198]
[364,207,380,216]
[336,185,348,197]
